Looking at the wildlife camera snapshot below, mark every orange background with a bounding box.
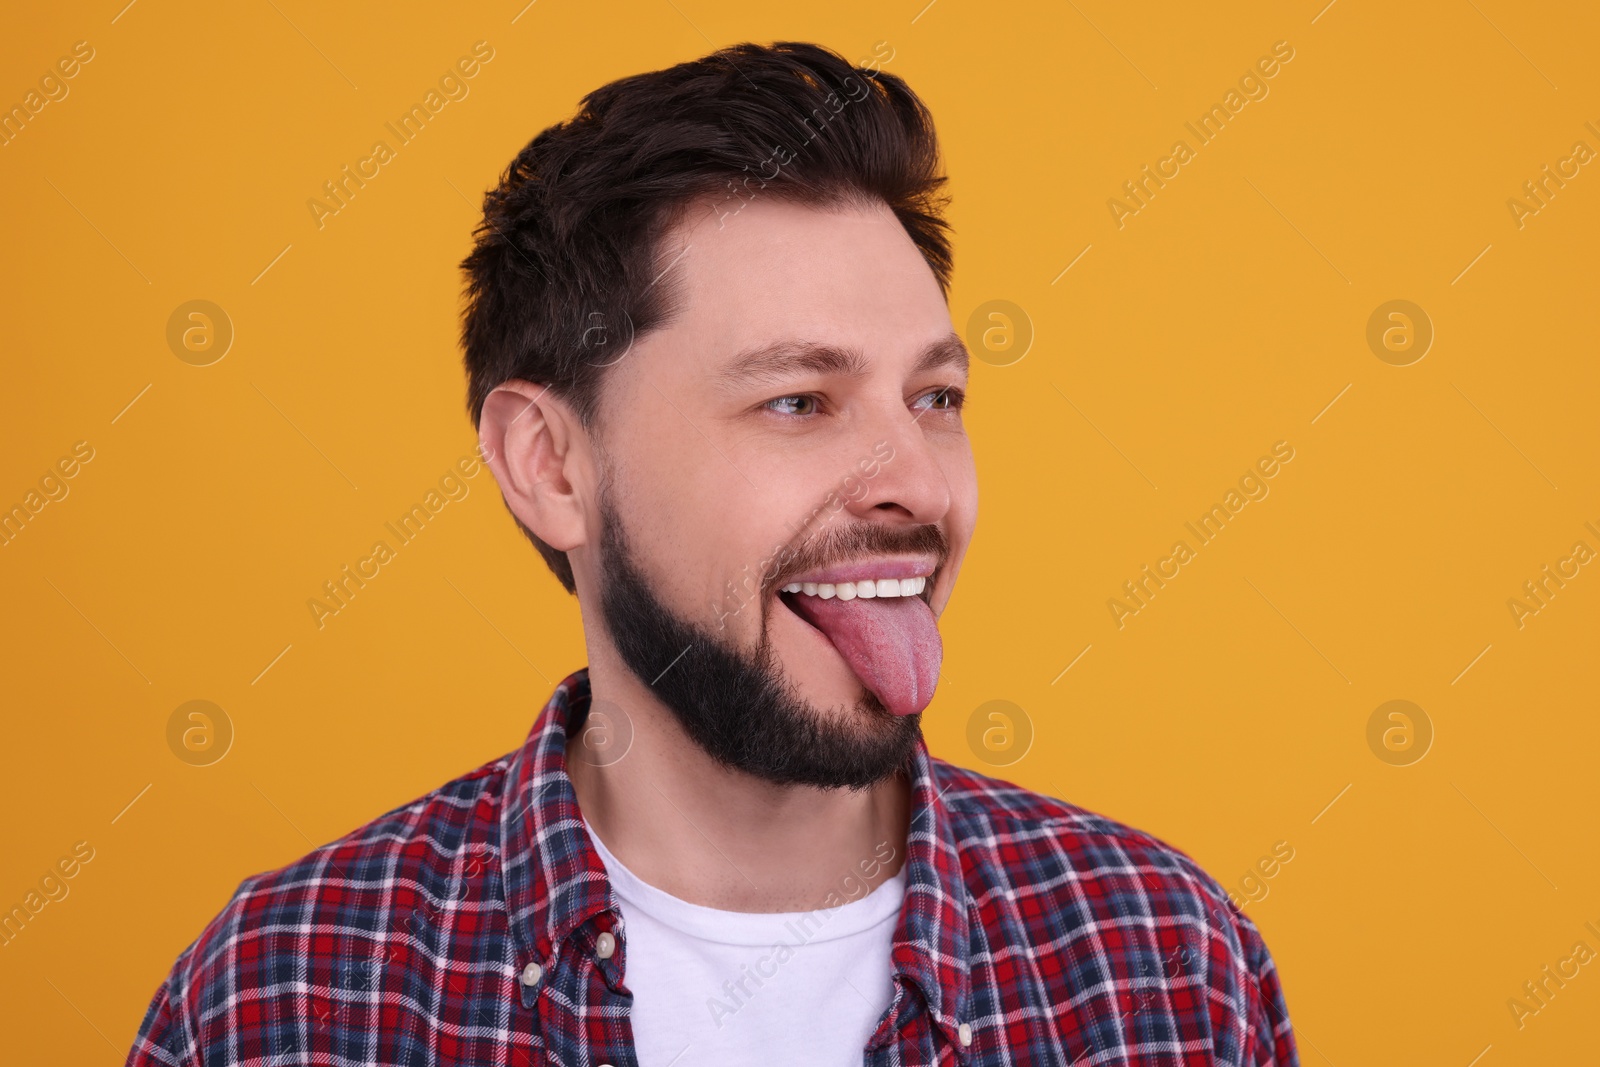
[3,1,1597,1062]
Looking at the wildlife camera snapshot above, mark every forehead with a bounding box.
[647,194,953,371]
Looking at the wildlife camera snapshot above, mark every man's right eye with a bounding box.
[764,394,820,416]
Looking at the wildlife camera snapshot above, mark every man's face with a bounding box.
[576,194,977,786]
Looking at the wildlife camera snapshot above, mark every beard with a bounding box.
[593,487,932,790]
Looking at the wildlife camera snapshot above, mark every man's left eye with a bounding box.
[765,395,819,416]
[915,387,965,412]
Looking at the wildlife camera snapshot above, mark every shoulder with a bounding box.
[932,756,1225,888]
[223,750,511,927]
[141,752,517,1056]
[929,755,1261,954]
[929,757,1298,1060]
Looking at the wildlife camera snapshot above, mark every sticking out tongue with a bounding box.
[784,591,942,717]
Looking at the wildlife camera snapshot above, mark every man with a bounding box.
[128,41,1297,1066]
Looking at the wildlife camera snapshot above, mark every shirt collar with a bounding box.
[499,668,613,967]
[500,668,974,1047]
[888,719,974,1055]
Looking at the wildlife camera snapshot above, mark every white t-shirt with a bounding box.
[583,820,906,1067]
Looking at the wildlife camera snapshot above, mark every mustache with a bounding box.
[765,521,948,600]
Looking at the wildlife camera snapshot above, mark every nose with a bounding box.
[840,405,953,526]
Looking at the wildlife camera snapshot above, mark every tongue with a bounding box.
[786,592,942,717]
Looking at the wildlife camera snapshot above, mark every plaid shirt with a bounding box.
[127,668,1298,1066]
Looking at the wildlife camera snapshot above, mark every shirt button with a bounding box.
[519,962,543,987]
[958,1021,973,1047]
[595,931,616,960]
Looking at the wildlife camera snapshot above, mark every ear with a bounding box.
[478,381,593,554]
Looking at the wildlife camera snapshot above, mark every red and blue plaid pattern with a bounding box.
[127,668,1297,1065]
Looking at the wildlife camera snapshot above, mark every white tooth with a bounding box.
[802,582,818,595]
[784,583,802,593]
[817,583,836,599]
[836,582,857,601]
[876,579,899,597]
[916,576,927,593]
[856,580,876,599]
[899,578,917,596]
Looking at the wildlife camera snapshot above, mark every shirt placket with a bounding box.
[865,977,973,1067]
[530,912,637,1067]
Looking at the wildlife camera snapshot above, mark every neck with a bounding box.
[566,654,911,913]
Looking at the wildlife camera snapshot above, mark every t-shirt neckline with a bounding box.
[582,817,907,947]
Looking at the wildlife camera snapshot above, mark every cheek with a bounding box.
[958,447,979,510]
[599,474,763,643]
[945,439,980,541]
[621,468,804,636]
[934,441,979,603]
[600,452,714,598]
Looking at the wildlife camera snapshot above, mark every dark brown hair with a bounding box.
[459,40,953,593]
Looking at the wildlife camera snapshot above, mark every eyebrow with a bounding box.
[713,331,970,389]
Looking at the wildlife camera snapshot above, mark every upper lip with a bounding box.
[777,555,939,590]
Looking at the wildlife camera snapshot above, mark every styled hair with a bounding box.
[458,40,953,593]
